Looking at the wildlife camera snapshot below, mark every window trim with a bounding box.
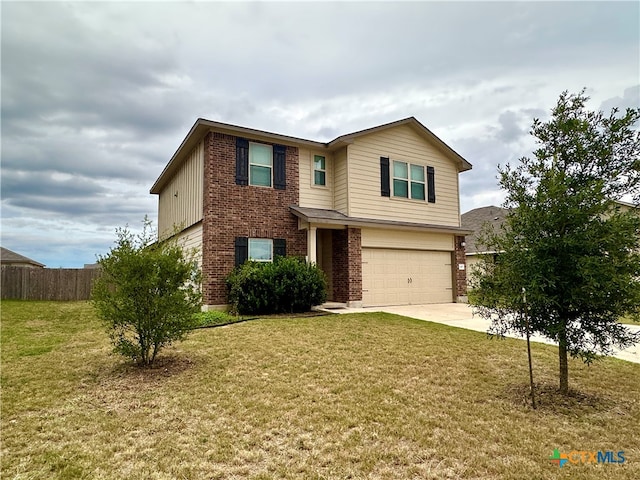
[249,142,273,187]
[235,237,286,266]
[312,154,327,187]
[248,238,273,262]
[392,160,426,201]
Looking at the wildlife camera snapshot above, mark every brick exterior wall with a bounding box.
[202,132,306,306]
[454,235,467,300]
[331,228,362,305]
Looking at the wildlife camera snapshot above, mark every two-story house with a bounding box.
[151,117,472,310]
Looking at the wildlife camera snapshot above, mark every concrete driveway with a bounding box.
[329,303,640,364]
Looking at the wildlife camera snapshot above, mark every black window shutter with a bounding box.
[273,145,286,190]
[235,237,248,266]
[380,157,390,197]
[274,238,286,258]
[427,166,436,203]
[236,138,249,185]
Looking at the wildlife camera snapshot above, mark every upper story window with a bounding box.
[249,142,273,187]
[393,161,425,200]
[313,155,326,186]
[236,138,286,189]
[380,157,435,203]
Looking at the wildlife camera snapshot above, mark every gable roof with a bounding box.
[0,247,45,267]
[461,206,509,254]
[150,116,472,194]
[327,117,472,172]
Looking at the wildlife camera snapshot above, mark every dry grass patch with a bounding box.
[2,301,639,479]
[618,315,639,325]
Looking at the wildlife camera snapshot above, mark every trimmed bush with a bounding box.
[226,257,327,315]
[92,219,201,366]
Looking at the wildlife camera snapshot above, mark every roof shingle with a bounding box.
[461,206,509,254]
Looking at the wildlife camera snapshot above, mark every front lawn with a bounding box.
[619,315,639,325]
[2,301,639,479]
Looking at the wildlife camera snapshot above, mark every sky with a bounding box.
[2,1,639,268]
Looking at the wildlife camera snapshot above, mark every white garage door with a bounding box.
[362,248,453,306]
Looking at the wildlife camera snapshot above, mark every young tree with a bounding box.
[92,218,201,366]
[470,90,640,395]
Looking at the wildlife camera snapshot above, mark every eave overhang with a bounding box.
[150,119,327,194]
[290,206,473,235]
[151,116,473,195]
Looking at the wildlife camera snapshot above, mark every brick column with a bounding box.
[346,228,362,306]
[332,228,362,306]
[454,235,467,302]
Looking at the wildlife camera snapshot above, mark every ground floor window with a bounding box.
[235,237,286,266]
[248,238,273,262]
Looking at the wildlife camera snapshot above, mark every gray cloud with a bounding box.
[496,111,525,144]
[1,1,638,266]
[599,85,640,114]
[2,170,106,199]
[491,107,547,144]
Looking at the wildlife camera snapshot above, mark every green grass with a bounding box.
[193,310,245,328]
[618,315,639,325]
[2,301,639,479]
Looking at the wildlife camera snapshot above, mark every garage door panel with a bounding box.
[362,248,453,307]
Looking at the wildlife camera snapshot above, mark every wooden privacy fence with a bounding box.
[1,267,101,301]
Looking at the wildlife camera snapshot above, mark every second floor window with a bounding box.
[249,142,273,187]
[393,161,425,200]
[313,155,326,186]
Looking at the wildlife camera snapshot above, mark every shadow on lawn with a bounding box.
[503,382,619,414]
[108,354,199,380]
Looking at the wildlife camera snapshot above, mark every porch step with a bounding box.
[314,302,348,311]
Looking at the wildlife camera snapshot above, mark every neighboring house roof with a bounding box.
[460,206,509,254]
[462,200,636,256]
[0,247,45,267]
[291,206,472,235]
[151,116,472,194]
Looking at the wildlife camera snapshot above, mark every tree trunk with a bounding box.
[558,320,569,395]
[526,324,536,409]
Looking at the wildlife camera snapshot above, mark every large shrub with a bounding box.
[92,219,202,366]
[226,256,327,315]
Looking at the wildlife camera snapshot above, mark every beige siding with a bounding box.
[361,228,454,251]
[333,147,348,214]
[299,148,333,209]
[158,141,204,238]
[466,254,482,287]
[347,124,460,226]
[174,222,203,268]
[466,254,491,290]
[466,254,481,271]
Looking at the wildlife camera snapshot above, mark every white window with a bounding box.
[393,161,425,200]
[248,238,273,262]
[249,143,272,187]
[313,155,326,186]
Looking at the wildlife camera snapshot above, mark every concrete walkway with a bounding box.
[325,303,640,364]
